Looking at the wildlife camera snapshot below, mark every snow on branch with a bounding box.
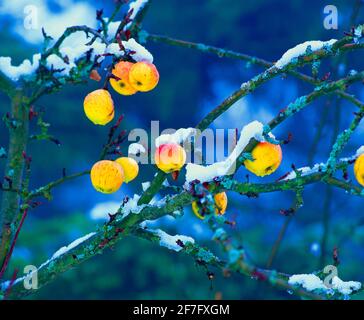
[288,274,361,296]
[0,36,152,82]
[185,121,270,183]
[51,232,96,260]
[0,55,41,82]
[274,39,337,69]
[146,228,195,252]
[128,143,146,155]
[1,232,96,292]
[0,0,153,83]
[1,0,364,300]
[155,128,197,147]
[106,38,153,63]
[128,0,149,21]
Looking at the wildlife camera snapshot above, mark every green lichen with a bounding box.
[285,96,307,116]
[196,248,216,264]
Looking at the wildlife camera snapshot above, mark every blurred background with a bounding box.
[0,0,364,299]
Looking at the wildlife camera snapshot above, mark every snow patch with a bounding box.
[142,181,151,191]
[356,146,364,157]
[107,20,120,38]
[332,276,361,295]
[288,273,361,295]
[275,39,337,69]
[288,274,327,291]
[128,0,149,20]
[51,232,96,260]
[150,229,195,252]
[156,128,197,147]
[122,38,153,63]
[0,54,40,81]
[283,163,325,180]
[1,231,96,290]
[122,194,145,218]
[185,121,265,183]
[0,37,151,82]
[128,143,146,155]
[124,0,149,30]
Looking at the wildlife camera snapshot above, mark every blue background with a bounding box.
[0,0,363,299]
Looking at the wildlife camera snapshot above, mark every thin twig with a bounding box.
[0,209,28,280]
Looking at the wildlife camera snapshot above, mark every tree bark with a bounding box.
[0,92,29,268]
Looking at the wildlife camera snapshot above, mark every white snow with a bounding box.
[124,0,149,30]
[288,273,361,295]
[102,1,149,36]
[105,43,123,56]
[46,54,72,75]
[150,229,195,252]
[51,232,96,260]
[128,143,146,155]
[0,37,152,81]
[0,231,96,290]
[45,41,107,76]
[156,128,197,147]
[0,54,40,81]
[284,149,364,181]
[128,0,149,20]
[185,121,266,183]
[283,163,325,180]
[89,201,120,220]
[332,276,361,295]
[122,194,145,218]
[275,39,337,69]
[142,181,151,191]
[0,0,154,82]
[122,38,154,63]
[354,25,363,38]
[107,20,120,38]
[288,274,327,291]
[0,41,106,81]
[356,146,364,157]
